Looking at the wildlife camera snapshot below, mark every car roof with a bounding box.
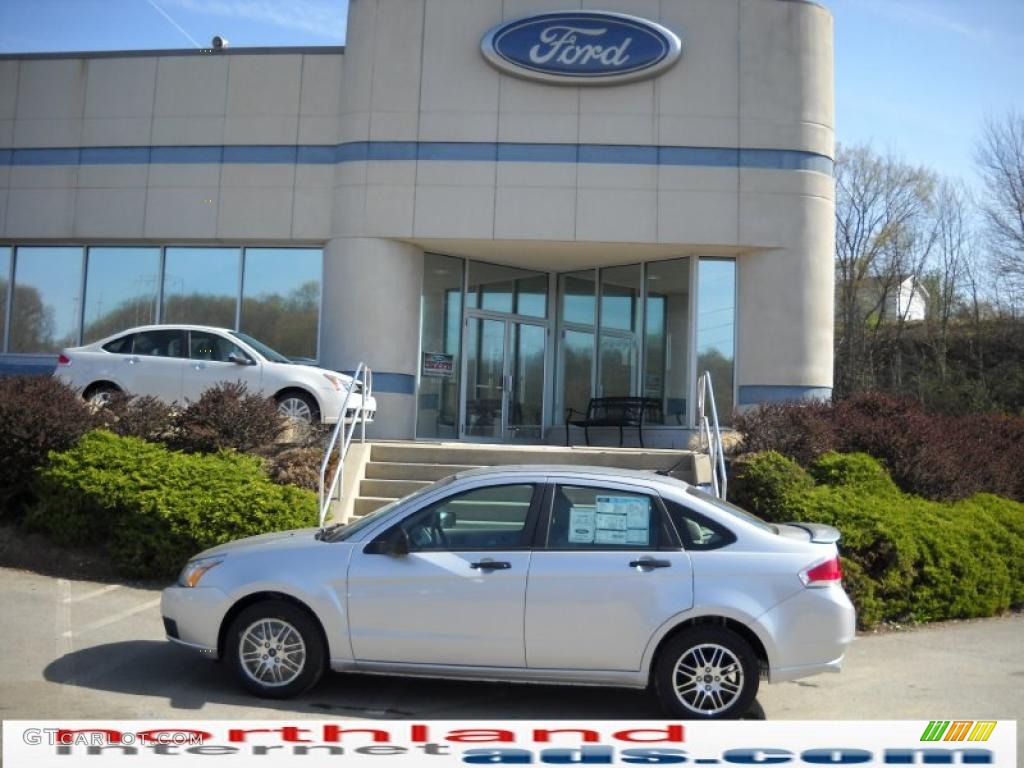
[101,324,235,336]
[452,464,691,490]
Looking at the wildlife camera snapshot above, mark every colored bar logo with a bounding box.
[921,721,997,742]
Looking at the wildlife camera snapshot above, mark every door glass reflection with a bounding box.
[464,318,505,439]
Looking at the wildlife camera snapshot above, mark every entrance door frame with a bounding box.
[459,308,552,443]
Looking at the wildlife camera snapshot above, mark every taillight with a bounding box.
[57,354,71,366]
[800,556,842,587]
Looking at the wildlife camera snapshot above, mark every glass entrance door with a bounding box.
[463,315,547,442]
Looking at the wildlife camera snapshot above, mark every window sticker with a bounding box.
[568,508,597,543]
[594,495,651,546]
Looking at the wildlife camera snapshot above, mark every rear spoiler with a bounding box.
[784,522,841,544]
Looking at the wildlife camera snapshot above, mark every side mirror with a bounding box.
[438,510,457,530]
[366,527,409,556]
[227,352,253,366]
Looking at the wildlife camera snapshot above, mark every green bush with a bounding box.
[731,451,1024,629]
[28,430,317,579]
[729,450,814,520]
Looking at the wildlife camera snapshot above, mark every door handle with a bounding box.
[193,363,206,370]
[629,558,672,569]
[470,560,511,571]
[126,356,138,366]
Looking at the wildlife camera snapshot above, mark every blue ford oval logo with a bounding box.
[481,11,682,85]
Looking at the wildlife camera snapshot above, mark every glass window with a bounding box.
[546,485,661,549]
[133,329,186,358]
[82,247,160,344]
[644,258,690,425]
[240,248,321,361]
[663,498,736,551]
[561,329,594,422]
[418,254,464,439]
[399,484,536,551]
[560,270,597,326]
[102,334,134,354]
[162,247,240,328]
[0,247,10,352]
[600,264,641,332]
[697,259,736,424]
[9,247,83,353]
[599,264,641,397]
[189,330,250,363]
[467,262,547,318]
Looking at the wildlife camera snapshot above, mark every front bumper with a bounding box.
[758,584,856,684]
[160,585,230,658]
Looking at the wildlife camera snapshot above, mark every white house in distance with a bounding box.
[891,276,929,323]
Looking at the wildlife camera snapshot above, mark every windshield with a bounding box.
[320,475,456,542]
[686,487,777,533]
[230,331,292,364]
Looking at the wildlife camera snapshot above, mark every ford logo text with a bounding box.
[481,11,682,85]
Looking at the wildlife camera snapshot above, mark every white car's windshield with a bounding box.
[231,331,292,364]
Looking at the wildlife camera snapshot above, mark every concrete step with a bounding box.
[364,461,480,481]
[360,478,432,499]
[369,441,698,476]
[354,496,394,517]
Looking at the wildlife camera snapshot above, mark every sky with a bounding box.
[1,0,1022,186]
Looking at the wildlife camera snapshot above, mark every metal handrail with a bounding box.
[318,362,372,529]
[697,371,728,500]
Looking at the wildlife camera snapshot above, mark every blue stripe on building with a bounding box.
[0,142,833,175]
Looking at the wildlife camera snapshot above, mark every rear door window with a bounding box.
[544,485,667,550]
[132,330,186,358]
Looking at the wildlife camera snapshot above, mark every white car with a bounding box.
[55,324,375,425]
[161,466,856,719]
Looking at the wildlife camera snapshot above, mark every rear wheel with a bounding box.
[226,600,325,699]
[654,626,759,719]
[276,391,319,425]
[83,382,120,406]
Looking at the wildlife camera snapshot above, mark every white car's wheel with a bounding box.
[654,627,760,719]
[226,600,325,699]
[276,392,319,425]
[84,382,119,407]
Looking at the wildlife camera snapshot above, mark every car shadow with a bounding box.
[44,641,764,719]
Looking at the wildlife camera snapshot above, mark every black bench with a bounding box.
[565,397,663,447]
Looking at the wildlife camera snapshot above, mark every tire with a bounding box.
[226,600,326,699]
[653,626,760,719]
[83,382,120,406]
[276,391,320,425]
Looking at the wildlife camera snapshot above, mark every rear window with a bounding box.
[102,334,133,354]
[685,488,777,534]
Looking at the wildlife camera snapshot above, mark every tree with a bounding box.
[833,144,936,397]
[976,111,1024,305]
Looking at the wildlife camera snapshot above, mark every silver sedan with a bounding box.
[161,466,855,719]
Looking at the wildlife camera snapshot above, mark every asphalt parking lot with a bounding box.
[1,566,1021,746]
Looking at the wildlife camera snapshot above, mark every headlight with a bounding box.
[177,557,224,588]
[322,373,343,391]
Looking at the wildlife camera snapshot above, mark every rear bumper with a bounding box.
[759,584,856,683]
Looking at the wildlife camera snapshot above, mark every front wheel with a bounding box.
[653,626,760,719]
[226,600,325,698]
[276,391,320,425]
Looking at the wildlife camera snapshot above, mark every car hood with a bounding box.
[196,527,322,559]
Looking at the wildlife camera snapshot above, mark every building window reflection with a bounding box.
[240,248,321,361]
[82,247,160,344]
[697,258,736,424]
[9,246,83,354]
[0,244,323,360]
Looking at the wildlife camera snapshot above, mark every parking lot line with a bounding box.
[61,598,161,639]
[66,584,122,603]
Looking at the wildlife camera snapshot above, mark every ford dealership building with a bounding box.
[0,0,835,444]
